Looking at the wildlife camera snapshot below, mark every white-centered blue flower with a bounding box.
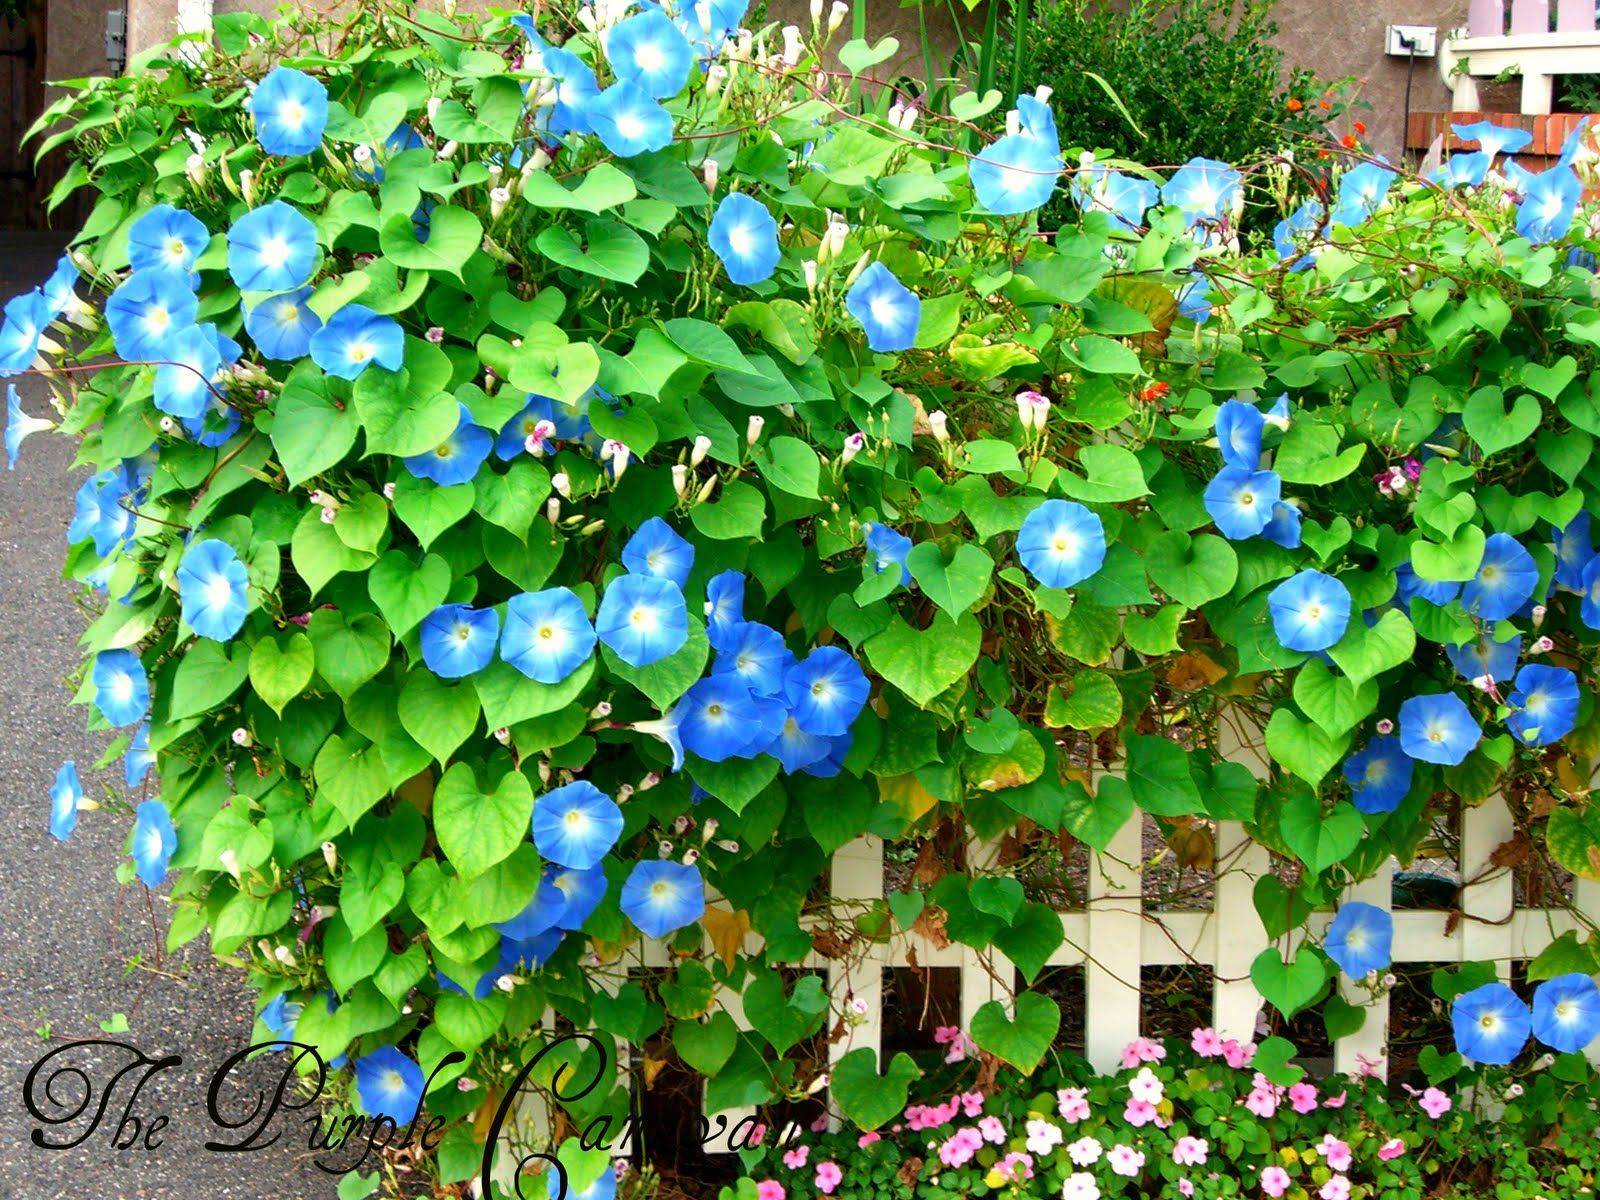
[1075,165,1157,232]
[251,67,329,157]
[127,205,210,274]
[1268,569,1351,653]
[1452,982,1530,1065]
[1506,663,1580,747]
[863,523,913,586]
[596,574,689,667]
[1330,162,1396,227]
[532,780,624,870]
[402,403,493,486]
[1462,533,1537,622]
[497,872,568,940]
[1433,150,1491,189]
[1531,974,1600,1054]
[226,202,318,293]
[0,289,49,376]
[93,649,149,728]
[605,10,693,99]
[419,603,500,678]
[1445,633,1521,685]
[182,395,243,449]
[1517,167,1582,244]
[1261,501,1302,550]
[105,267,197,362]
[1398,691,1481,765]
[40,255,80,322]
[131,799,176,888]
[1016,499,1106,590]
[677,674,768,762]
[1215,399,1265,469]
[69,466,140,556]
[244,288,322,361]
[1204,466,1281,540]
[1551,512,1592,590]
[709,193,781,286]
[548,863,608,931]
[494,393,588,460]
[845,262,921,353]
[125,724,155,789]
[589,80,674,158]
[539,47,601,136]
[1395,563,1461,610]
[1452,120,1533,160]
[6,382,53,468]
[712,621,793,697]
[970,133,1062,216]
[257,991,302,1042]
[500,587,596,683]
[1343,735,1413,814]
[153,323,224,421]
[704,569,746,649]
[622,517,695,590]
[1160,157,1241,223]
[620,859,705,939]
[1273,200,1323,268]
[354,1046,425,1123]
[309,303,403,380]
[783,646,869,737]
[177,539,250,641]
[1324,902,1392,979]
[766,712,834,774]
[49,761,82,841]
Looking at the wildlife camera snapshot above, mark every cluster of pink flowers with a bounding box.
[932,1024,977,1063]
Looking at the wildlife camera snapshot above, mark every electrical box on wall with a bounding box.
[1386,24,1438,56]
[105,10,126,63]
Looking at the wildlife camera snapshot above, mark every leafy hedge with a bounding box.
[8,0,1600,1194]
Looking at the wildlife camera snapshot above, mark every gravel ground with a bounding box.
[0,234,341,1198]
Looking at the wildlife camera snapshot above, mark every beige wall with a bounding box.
[122,0,1459,160]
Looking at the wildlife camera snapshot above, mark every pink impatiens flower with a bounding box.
[1260,1165,1291,1197]
[995,1152,1034,1183]
[755,1182,785,1200]
[978,1115,1006,1144]
[814,1162,842,1195]
[1322,1090,1347,1109]
[1024,1118,1063,1156]
[1067,1136,1103,1166]
[1419,1087,1453,1119]
[1379,1137,1406,1161]
[1062,1172,1101,1200]
[1123,1098,1158,1127]
[1288,1082,1319,1113]
[1244,1083,1279,1119]
[1222,1039,1257,1069]
[1121,1036,1167,1067]
[857,1132,880,1149]
[932,1025,978,1064]
[1173,1136,1209,1166]
[782,1146,809,1170]
[958,1091,985,1118]
[1057,1086,1090,1123]
[1320,1175,1351,1200]
[937,1127,983,1168]
[1108,1144,1145,1177]
[1319,1134,1352,1172]
[1192,1027,1224,1057]
[1179,1181,1195,1198]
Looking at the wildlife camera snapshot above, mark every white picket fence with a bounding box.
[581,716,1600,1157]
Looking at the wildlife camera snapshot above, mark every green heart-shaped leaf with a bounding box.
[1144,531,1238,609]
[434,762,534,881]
[1266,708,1350,786]
[249,632,314,715]
[905,541,993,618]
[865,612,981,708]
[1280,792,1363,872]
[1251,945,1328,1019]
[970,993,1060,1073]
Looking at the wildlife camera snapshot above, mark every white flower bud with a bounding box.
[591,701,613,719]
[841,432,864,464]
[690,434,713,467]
[672,463,691,497]
[220,848,241,878]
[845,251,870,286]
[495,974,517,993]
[682,847,700,866]
[803,260,819,293]
[239,168,255,204]
[546,496,561,525]
[1533,635,1554,653]
[185,153,206,186]
[928,410,949,442]
[321,841,338,873]
[552,471,571,498]
[490,185,511,217]
[437,140,459,161]
[828,1,848,32]
[274,944,297,966]
[703,157,719,193]
[320,506,337,525]
[231,727,253,747]
[696,474,718,503]
[746,414,765,445]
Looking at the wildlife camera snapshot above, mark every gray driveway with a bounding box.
[0,233,339,1198]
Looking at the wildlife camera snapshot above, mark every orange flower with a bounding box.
[1319,98,1332,111]
[1341,133,1358,149]
[1353,120,1367,135]
[1286,97,1303,112]
[1139,382,1171,403]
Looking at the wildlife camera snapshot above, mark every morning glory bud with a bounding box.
[683,847,700,866]
[1376,718,1394,735]
[490,186,511,217]
[929,410,949,442]
[841,431,865,464]
[672,464,690,497]
[353,144,373,167]
[580,519,606,536]
[495,974,517,993]
[493,727,511,744]
[716,839,739,852]
[238,168,255,204]
[810,0,823,24]
[545,497,560,524]
[274,945,296,966]
[828,1,847,32]
[673,815,691,835]
[320,507,337,524]
[1470,673,1495,693]
[690,434,712,467]
[426,96,442,125]
[231,727,253,747]
[382,482,396,500]
[1532,604,1547,625]
[888,102,905,129]
[702,818,719,842]
[322,841,337,872]
[605,441,630,478]
[703,158,719,193]
[158,415,177,434]
[696,474,718,503]
[538,759,552,784]
[1035,85,1053,104]
[845,251,871,287]
[746,414,764,445]
[185,153,206,186]
[617,783,635,802]
[590,701,613,719]
[1534,635,1554,653]
[552,471,571,498]
[658,839,674,857]
[705,63,727,93]
[220,849,241,878]
[803,260,819,293]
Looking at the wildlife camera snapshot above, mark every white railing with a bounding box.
[1442,0,1600,114]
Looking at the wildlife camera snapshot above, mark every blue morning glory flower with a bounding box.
[1160,157,1241,223]
[258,992,302,1042]
[178,539,250,641]
[845,262,921,353]
[1261,502,1302,550]
[1452,982,1531,1065]
[498,873,568,940]
[152,323,224,420]
[970,133,1062,216]
[127,205,210,274]
[1273,200,1322,267]
[69,467,139,556]
[1531,973,1600,1054]
[125,725,155,789]
[419,603,500,679]
[803,733,853,778]
[1204,466,1281,540]
[548,863,608,931]
[105,268,197,362]
[1434,150,1491,189]
[709,193,781,286]
[863,523,912,586]
[354,1046,425,1123]
[1395,563,1462,610]
[589,80,674,158]
[6,382,52,468]
[131,799,176,888]
[226,202,317,293]
[1016,499,1107,590]
[532,780,623,870]
[1269,570,1351,652]
[1331,162,1396,226]
[352,122,425,184]
[1583,556,1600,629]
[1446,633,1521,684]
[550,1160,617,1200]
[309,303,403,380]
[251,66,329,157]
[1215,399,1265,468]
[1075,166,1157,232]
[0,289,49,376]
[622,517,695,590]
[1344,736,1413,814]
[1452,120,1533,159]
[677,674,767,762]
[94,649,149,728]
[713,621,792,697]
[766,712,833,774]
[1176,275,1212,324]
[1552,513,1592,590]
[596,574,689,667]
[539,46,601,136]
[1325,901,1392,979]
[1517,167,1582,244]
[1506,664,1580,747]
[50,761,81,842]
[606,10,693,98]
[40,255,80,322]
[403,404,493,486]
[244,288,322,361]
[783,646,869,737]
[1462,534,1537,621]
[704,570,746,648]
[501,588,596,684]
[1558,117,1592,169]
[620,860,705,939]
[1014,94,1058,147]
[494,393,588,460]
[182,396,242,449]
[1398,692,1481,765]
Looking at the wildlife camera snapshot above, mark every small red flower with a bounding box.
[1341,133,1358,149]
[1319,98,1332,111]
[1286,97,1303,112]
[1353,120,1368,135]
[1138,382,1171,403]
